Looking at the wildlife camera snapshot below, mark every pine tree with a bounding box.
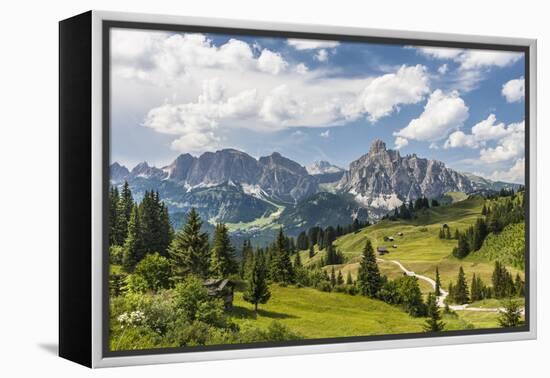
[240,240,254,279]
[308,244,315,259]
[139,190,160,254]
[330,267,336,287]
[109,186,120,246]
[346,271,353,285]
[168,208,210,279]
[337,270,344,285]
[498,299,523,327]
[210,223,238,278]
[158,202,174,257]
[243,252,271,313]
[294,250,302,268]
[270,228,294,284]
[357,239,382,298]
[445,227,451,240]
[424,293,445,332]
[514,273,525,297]
[470,274,486,302]
[122,204,144,272]
[454,267,469,304]
[435,266,441,297]
[117,181,134,244]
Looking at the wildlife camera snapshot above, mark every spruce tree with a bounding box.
[330,266,336,287]
[514,273,525,297]
[270,228,294,284]
[109,186,120,246]
[454,267,469,304]
[243,252,271,313]
[434,266,441,297]
[122,204,144,272]
[346,271,353,285]
[337,270,344,285]
[240,240,254,279]
[357,239,382,298]
[424,293,445,332]
[168,208,210,279]
[210,223,238,278]
[294,250,302,268]
[158,202,174,257]
[117,181,134,244]
[308,244,315,259]
[498,299,523,327]
[445,227,451,240]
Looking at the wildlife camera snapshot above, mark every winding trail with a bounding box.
[377,258,517,313]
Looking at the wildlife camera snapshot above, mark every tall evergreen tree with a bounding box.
[210,223,238,278]
[453,267,469,304]
[294,250,302,268]
[330,266,336,287]
[240,240,254,279]
[346,271,353,285]
[168,208,210,279]
[435,266,441,297]
[117,181,134,244]
[498,299,523,327]
[514,273,525,297]
[337,270,344,285]
[109,186,120,246]
[270,228,294,284]
[308,244,315,259]
[357,239,382,298]
[424,293,445,332]
[243,252,271,313]
[158,202,174,256]
[122,204,144,272]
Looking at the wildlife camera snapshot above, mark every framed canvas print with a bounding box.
[59,10,537,368]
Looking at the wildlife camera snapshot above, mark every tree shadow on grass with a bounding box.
[230,305,298,320]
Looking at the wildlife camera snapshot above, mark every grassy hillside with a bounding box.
[468,223,525,270]
[230,284,498,338]
[299,196,523,292]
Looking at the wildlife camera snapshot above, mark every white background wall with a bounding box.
[0,0,546,376]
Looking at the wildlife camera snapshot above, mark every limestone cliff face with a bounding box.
[337,139,474,209]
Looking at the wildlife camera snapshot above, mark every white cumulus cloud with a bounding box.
[502,77,525,103]
[444,114,510,149]
[394,89,469,142]
[315,49,329,62]
[343,65,430,122]
[257,49,288,75]
[287,39,340,50]
[489,158,525,183]
[394,136,409,149]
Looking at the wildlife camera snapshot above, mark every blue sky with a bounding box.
[110,28,526,183]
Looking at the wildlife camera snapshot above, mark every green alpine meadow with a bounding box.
[108,28,526,352]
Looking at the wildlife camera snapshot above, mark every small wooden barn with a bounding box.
[377,246,389,255]
[203,278,235,310]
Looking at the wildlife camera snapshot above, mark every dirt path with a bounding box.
[377,258,514,313]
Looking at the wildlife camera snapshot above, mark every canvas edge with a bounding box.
[89,10,537,368]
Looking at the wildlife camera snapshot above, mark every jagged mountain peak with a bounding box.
[307,160,344,175]
[368,139,388,154]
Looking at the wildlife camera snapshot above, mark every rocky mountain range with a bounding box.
[336,140,474,211]
[111,140,520,238]
[306,161,346,184]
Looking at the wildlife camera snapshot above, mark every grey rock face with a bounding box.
[337,139,474,208]
[113,149,319,204]
[110,162,129,182]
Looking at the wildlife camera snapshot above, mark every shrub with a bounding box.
[110,245,124,265]
[133,253,172,292]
